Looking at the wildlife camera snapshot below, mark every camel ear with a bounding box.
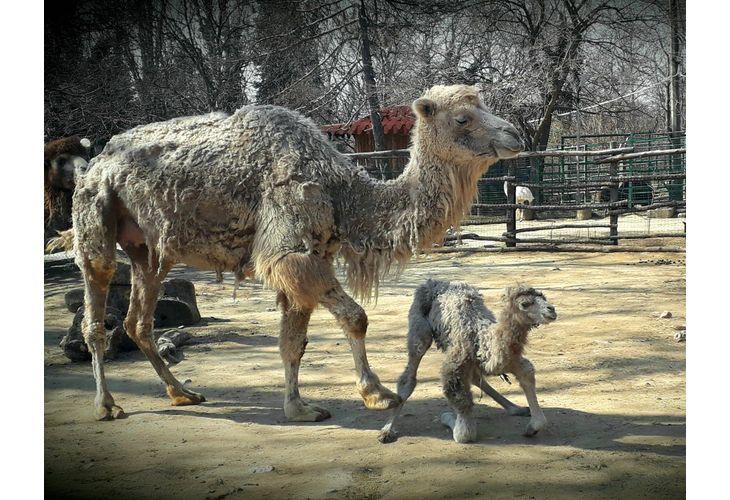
[413,98,437,120]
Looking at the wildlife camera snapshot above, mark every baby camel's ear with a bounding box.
[413,98,437,120]
[501,286,515,303]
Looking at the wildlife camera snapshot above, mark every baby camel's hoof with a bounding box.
[359,383,401,411]
[167,386,206,406]
[378,429,399,444]
[95,404,126,421]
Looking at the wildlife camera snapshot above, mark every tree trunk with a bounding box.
[668,0,682,134]
[358,0,386,151]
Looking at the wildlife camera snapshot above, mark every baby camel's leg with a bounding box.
[511,357,547,436]
[320,283,400,411]
[474,377,531,417]
[125,252,205,406]
[440,364,477,443]
[278,292,329,422]
[378,314,433,443]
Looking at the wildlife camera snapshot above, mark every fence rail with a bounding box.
[345,138,686,251]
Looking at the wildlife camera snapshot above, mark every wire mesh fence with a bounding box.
[346,132,686,251]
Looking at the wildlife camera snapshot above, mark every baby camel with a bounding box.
[379,280,557,444]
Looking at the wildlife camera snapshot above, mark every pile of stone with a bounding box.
[60,263,201,363]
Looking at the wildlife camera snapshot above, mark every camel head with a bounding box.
[411,84,524,167]
[502,285,557,327]
[44,136,91,191]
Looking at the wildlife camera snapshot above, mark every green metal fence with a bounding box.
[347,132,686,249]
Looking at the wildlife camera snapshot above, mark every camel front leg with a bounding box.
[474,376,530,417]
[320,284,400,411]
[511,358,547,436]
[278,293,330,422]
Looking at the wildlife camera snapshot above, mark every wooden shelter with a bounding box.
[321,105,415,152]
[322,106,415,177]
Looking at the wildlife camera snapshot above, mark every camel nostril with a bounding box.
[501,127,524,151]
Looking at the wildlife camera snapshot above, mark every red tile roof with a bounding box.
[322,105,415,137]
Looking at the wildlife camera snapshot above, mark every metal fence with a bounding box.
[346,133,686,251]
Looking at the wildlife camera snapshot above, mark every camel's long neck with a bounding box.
[495,311,533,349]
[404,149,488,250]
[337,143,492,300]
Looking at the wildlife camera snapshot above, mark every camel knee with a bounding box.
[346,307,368,339]
[320,286,368,339]
[396,369,418,400]
[515,358,536,384]
[338,300,368,340]
[124,320,155,349]
[519,358,535,375]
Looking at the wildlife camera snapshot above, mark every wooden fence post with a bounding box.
[609,141,619,246]
[506,161,517,248]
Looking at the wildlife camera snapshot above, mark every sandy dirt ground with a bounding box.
[44,247,685,499]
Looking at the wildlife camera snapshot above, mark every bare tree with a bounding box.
[44,0,684,150]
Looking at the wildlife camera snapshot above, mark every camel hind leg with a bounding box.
[79,256,125,420]
[73,184,124,420]
[378,311,433,443]
[123,245,205,406]
[474,377,530,417]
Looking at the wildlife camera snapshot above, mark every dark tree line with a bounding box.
[45,0,685,151]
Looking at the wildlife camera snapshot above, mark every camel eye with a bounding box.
[520,301,532,309]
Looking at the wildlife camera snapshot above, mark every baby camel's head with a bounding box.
[502,285,557,327]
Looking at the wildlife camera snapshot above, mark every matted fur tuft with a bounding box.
[45,228,75,253]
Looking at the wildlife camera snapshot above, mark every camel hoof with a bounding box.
[523,425,539,437]
[285,401,331,422]
[523,420,545,437]
[507,406,531,417]
[359,382,401,411]
[95,404,126,421]
[167,386,206,406]
[378,429,399,444]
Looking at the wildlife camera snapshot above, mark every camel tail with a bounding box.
[46,228,75,253]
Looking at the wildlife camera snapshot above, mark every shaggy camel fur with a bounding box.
[66,84,523,422]
[44,136,91,242]
[379,280,556,444]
